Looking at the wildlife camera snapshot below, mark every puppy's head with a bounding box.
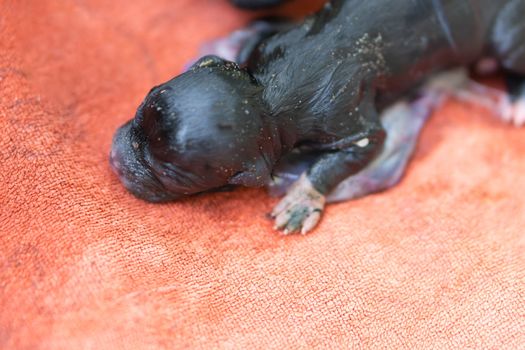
[110,56,277,202]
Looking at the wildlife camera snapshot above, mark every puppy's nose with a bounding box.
[110,120,134,178]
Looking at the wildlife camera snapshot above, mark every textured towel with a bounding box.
[1,0,524,348]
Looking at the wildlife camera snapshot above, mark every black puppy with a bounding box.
[111,0,525,234]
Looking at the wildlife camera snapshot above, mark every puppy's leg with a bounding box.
[271,132,387,234]
[269,71,467,207]
[326,94,441,202]
[267,95,440,204]
[272,92,387,235]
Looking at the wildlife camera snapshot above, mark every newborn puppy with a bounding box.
[111,0,525,234]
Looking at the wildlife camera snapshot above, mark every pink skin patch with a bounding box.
[271,174,326,235]
[514,100,525,126]
[454,80,525,127]
[184,26,265,71]
[475,57,500,76]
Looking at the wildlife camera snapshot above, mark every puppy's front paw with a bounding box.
[271,174,326,235]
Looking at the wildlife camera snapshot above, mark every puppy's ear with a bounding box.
[192,55,228,69]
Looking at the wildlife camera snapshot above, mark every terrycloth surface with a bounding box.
[1,0,524,348]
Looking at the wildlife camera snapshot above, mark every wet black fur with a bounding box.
[111,0,525,202]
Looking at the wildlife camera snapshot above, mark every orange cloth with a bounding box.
[1,1,524,348]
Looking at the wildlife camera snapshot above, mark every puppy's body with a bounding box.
[249,0,519,191]
[111,0,525,233]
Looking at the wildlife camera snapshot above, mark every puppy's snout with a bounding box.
[110,120,182,202]
[109,121,131,176]
[109,148,123,175]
